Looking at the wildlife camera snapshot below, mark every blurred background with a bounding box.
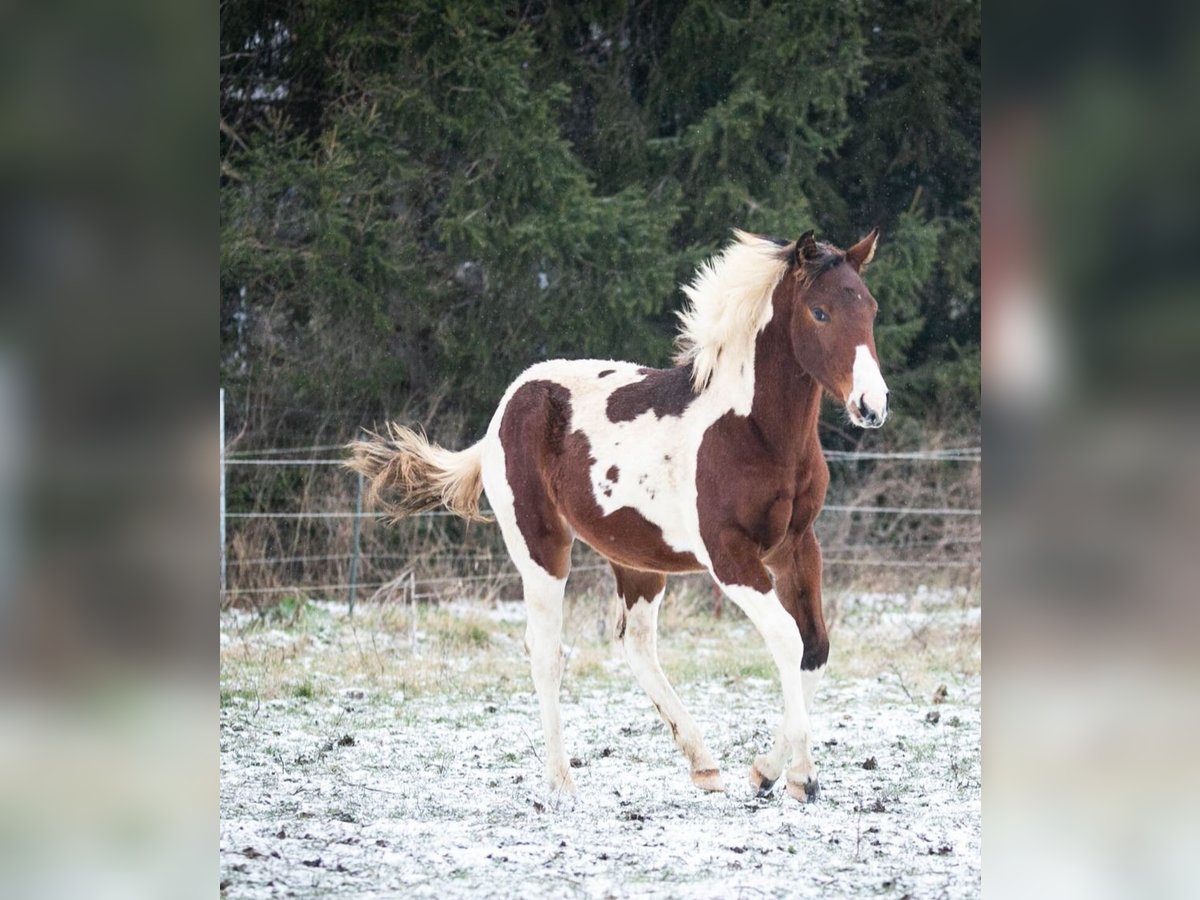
[988,1,1200,897]
[1,0,1198,895]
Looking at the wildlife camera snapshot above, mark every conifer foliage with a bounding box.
[221,0,979,441]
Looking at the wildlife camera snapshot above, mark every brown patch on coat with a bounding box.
[611,564,666,611]
[499,380,703,580]
[597,369,615,378]
[497,381,574,579]
[695,269,833,591]
[605,364,697,423]
[605,465,619,483]
[765,528,830,671]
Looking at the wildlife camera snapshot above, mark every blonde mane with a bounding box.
[673,229,792,392]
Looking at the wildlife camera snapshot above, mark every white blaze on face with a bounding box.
[848,344,888,428]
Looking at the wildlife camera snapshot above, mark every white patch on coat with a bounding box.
[522,568,572,792]
[802,663,826,713]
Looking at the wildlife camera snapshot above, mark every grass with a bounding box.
[429,613,497,649]
[220,582,981,713]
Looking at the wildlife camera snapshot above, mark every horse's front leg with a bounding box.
[712,532,821,802]
[752,528,829,799]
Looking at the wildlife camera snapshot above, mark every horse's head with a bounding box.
[783,229,888,428]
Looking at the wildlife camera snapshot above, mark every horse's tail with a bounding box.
[344,424,490,523]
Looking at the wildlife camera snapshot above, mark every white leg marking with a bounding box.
[755,662,826,790]
[622,592,723,790]
[721,584,818,796]
[522,569,574,793]
[802,663,826,717]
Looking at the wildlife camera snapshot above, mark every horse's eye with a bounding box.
[812,307,829,323]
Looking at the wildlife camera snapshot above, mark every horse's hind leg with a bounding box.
[488,515,573,794]
[522,567,574,794]
[612,564,724,792]
[478,423,575,794]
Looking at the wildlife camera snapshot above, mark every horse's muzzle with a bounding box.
[847,391,887,429]
[848,344,888,429]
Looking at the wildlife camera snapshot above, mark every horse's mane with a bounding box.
[673,230,794,392]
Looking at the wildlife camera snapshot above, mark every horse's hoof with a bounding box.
[786,776,819,803]
[749,763,778,796]
[691,768,726,793]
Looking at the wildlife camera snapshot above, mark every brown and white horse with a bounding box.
[348,228,888,802]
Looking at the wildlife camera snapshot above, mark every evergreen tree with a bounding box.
[221,0,979,441]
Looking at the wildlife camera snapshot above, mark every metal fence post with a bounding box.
[220,388,226,598]
[409,571,417,652]
[348,471,363,615]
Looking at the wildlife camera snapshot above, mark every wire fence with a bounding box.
[220,398,981,610]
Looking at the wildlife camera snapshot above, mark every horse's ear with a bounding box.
[796,230,822,263]
[846,228,879,272]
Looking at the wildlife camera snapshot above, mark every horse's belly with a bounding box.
[570,506,705,574]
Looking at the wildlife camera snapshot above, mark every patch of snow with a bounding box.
[221,599,982,897]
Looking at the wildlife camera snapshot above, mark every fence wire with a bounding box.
[220,424,981,605]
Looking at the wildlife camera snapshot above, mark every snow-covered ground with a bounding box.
[220,589,980,897]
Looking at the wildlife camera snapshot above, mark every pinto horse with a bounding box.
[347,228,888,802]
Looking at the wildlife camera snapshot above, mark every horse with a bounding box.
[347,228,888,802]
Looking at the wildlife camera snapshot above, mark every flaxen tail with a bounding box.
[344,424,489,523]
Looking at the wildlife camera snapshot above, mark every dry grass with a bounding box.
[220,577,980,714]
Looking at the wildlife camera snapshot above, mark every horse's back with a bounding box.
[485,357,667,450]
[502,358,649,404]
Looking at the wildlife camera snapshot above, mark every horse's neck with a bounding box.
[745,322,824,467]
